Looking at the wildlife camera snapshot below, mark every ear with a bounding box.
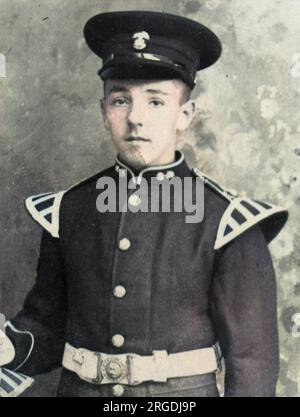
[176,100,196,132]
[100,97,110,130]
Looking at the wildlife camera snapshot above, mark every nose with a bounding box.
[127,101,143,127]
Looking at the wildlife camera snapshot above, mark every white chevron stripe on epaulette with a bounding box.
[25,191,66,238]
[214,197,287,250]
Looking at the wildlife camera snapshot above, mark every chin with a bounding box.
[119,148,150,170]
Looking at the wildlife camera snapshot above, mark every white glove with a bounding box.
[0,314,34,397]
[0,329,15,366]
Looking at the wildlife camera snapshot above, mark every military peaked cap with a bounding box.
[83,10,222,88]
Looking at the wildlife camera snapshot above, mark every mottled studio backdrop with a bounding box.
[0,0,299,396]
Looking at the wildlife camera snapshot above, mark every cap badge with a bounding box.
[132,31,150,50]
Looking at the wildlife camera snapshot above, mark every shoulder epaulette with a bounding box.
[24,172,103,238]
[193,168,288,250]
[25,191,66,238]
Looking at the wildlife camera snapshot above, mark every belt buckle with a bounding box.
[94,353,140,385]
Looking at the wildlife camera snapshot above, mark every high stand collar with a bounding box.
[114,151,190,185]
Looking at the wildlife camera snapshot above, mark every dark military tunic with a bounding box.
[5,152,288,397]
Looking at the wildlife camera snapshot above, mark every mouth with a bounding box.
[125,136,151,143]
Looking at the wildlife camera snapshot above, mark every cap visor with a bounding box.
[99,59,194,88]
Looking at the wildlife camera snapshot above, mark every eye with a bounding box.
[149,99,164,107]
[111,97,130,107]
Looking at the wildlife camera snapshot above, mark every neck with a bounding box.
[116,150,184,173]
[117,153,177,173]
[150,153,176,166]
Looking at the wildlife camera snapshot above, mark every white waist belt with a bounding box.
[62,342,221,386]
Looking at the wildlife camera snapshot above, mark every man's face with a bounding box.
[101,79,194,169]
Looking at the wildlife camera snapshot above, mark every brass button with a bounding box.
[112,384,124,397]
[166,170,175,179]
[128,194,141,207]
[111,334,125,348]
[156,172,165,181]
[113,285,126,299]
[118,238,131,251]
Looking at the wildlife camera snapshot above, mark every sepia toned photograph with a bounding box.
[0,0,299,398]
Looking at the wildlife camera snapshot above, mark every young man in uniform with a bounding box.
[0,11,288,397]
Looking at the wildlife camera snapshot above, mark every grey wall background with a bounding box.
[0,0,300,396]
